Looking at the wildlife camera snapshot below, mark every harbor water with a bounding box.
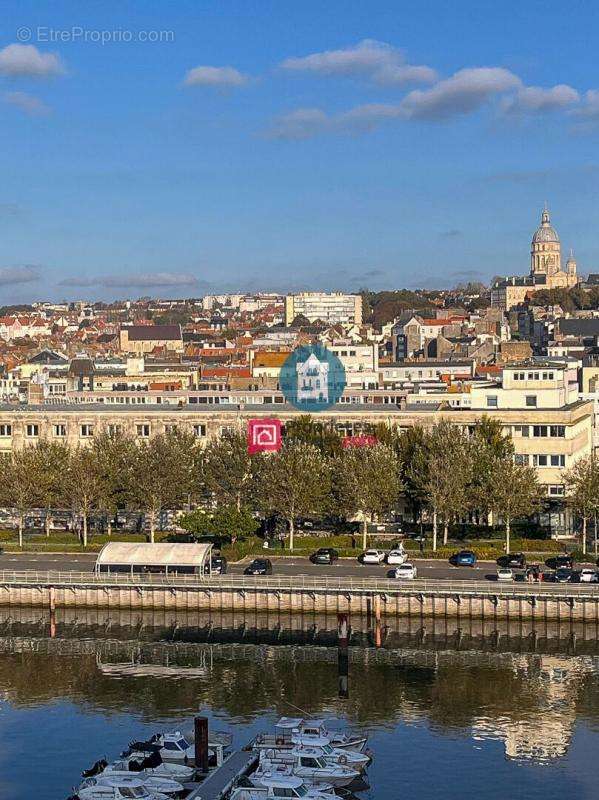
[1,608,599,800]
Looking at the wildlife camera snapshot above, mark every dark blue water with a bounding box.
[1,613,599,800]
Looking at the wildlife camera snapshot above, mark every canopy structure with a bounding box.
[95,542,213,575]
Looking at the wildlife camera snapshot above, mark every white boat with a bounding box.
[256,748,360,788]
[84,756,193,784]
[253,718,368,754]
[97,763,185,798]
[74,774,169,799]
[231,773,334,800]
[124,730,231,768]
[289,741,370,770]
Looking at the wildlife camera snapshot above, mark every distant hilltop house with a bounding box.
[119,324,183,355]
[296,352,329,404]
[491,207,579,310]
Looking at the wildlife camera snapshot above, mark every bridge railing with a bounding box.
[0,570,598,597]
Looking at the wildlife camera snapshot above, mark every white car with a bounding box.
[360,549,386,564]
[579,568,599,583]
[394,563,417,580]
[386,548,407,565]
[496,568,514,582]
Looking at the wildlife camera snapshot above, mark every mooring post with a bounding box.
[194,715,209,773]
[374,594,382,647]
[337,612,349,699]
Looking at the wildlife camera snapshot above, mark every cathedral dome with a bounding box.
[532,208,559,244]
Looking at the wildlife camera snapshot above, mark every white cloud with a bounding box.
[0,43,64,78]
[183,65,249,88]
[280,39,436,85]
[268,108,332,140]
[60,272,199,289]
[503,84,579,115]
[399,67,522,120]
[574,89,599,120]
[0,265,41,286]
[4,91,49,116]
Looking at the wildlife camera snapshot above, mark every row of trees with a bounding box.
[0,416,559,553]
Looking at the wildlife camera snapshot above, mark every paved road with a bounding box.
[0,552,513,582]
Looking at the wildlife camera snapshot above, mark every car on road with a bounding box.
[496,567,514,582]
[393,563,417,580]
[309,548,339,565]
[360,549,386,565]
[497,553,526,569]
[386,548,408,565]
[579,568,599,583]
[555,567,573,583]
[210,555,227,574]
[450,550,477,567]
[244,558,273,576]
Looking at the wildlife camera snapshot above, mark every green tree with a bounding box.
[255,441,331,550]
[180,505,258,542]
[423,422,472,549]
[30,440,70,537]
[335,443,403,549]
[487,457,541,553]
[564,455,599,556]
[396,426,431,524]
[130,431,199,542]
[0,448,40,547]
[64,446,103,546]
[467,417,514,525]
[203,429,254,511]
[91,431,137,535]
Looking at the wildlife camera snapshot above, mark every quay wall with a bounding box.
[1,581,599,622]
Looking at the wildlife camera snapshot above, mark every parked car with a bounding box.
[386,548,408,565]
[309,548,339,565]
[244,558,273,576]
[360,549,386,565]
[450,550,477,567]
[394,563,417,580]
[496,567,514,582]
[210,555,227,574]
[555,567,573,583]
[497,553,526,569]
[579,568,599,583]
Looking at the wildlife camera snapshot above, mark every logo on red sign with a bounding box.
[248,418,282,454]
[342,435,377,449]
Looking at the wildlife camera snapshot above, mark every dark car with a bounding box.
[450,550,477,567]
[555,567,573,583]
[166,532,198,544]
[210,555,227,575]
[309,548,339,565]
[497,553,527,569]
[244,558,273,576]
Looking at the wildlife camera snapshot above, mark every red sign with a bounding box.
[248,418,282,454]
[342,435,377,449]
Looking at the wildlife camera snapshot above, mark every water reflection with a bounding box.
[2,606,599,800]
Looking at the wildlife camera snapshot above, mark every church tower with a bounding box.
[531,206,561,276]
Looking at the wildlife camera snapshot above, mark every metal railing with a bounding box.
[0,569,598,598]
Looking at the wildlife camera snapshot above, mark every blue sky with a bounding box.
[1,0,599,302]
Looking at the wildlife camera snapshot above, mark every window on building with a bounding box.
[164,424,178,433]
[550,454,565,467]
[548,372,554,380]
[107,424,122,435]
[194,424,207,437]
[525,395,537,407]
[533,454,548,466]
[549,485,565,496]
[515,454,530,465]
[533,425,548,437]
[26,424,39,437]
[136,424,150,438]
[0,424,11,437]
[486,395,498,408]
[550,425,566,437]
[80,424,94,438]
[514,425,529,437]
[53,424,67,437]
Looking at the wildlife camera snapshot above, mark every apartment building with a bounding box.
[284,292,362,326]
